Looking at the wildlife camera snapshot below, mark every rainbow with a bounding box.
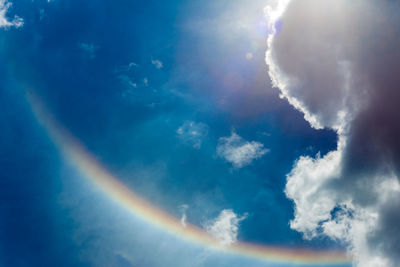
[27,93,351,266]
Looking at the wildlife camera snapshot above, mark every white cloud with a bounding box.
[143,77,149,87]
[266,0,400,266]
[285,149,398,266]
[151,59,163,69]
[180,213,187,228]
[128,62,138,69]
[177,121,209,149]
[285,148,342,239]
[204,209,247,246]
[217,132,268,168]
[0,0,23,29]
[179,204,189,228]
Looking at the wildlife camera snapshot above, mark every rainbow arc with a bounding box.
[28,93,351,266]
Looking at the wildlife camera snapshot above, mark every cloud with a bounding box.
[266,0,400,266]
[79,43,99,59]
[179,204,189,228]
[151,59,163,69]
[177,121,209,149]
[115,62,152,97]
[115,62,139,73]
[143,77,149,87]
[217,132,268,168]
[204,209,247,246]
[0,0,23,29]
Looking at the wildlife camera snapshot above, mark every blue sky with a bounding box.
[7,0,398,266]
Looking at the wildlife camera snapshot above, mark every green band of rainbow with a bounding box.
[28,93,351,266]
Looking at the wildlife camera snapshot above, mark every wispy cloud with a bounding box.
[0,0,23,29]
[151,58,163,69]
[79,43,99,59]
[217,132,268,168]
[179,204,189,228]
[204,209,247,246]
[143,77,149,87]
[177,121,209,149]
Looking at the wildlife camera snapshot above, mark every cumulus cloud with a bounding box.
[0,0,23,29]
[204,209,247,246]
[177,121,209,149]
[266,0,400,266]
[217,132,269,168]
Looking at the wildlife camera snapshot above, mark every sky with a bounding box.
[0,0,399,267]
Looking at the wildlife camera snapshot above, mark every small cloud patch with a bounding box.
[0,0,23,29]
[204,209,247,246]
[217,132,269,168]
[151,58,163,69]
[79,43,99,59]
[177,121,209,149]
[179,204,189,228]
